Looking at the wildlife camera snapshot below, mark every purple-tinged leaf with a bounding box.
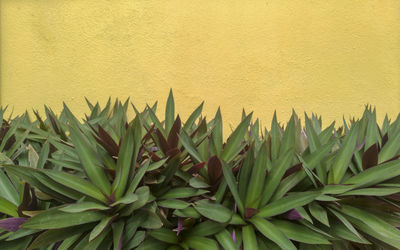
[187,162,206,175]
[381,133,389,150]
[137,147,145,162]
[149,151,161,162]
[283,209,303,220]
[189,118,206,139]
[0,217,28,232]
[245,208,259,219]
[112,221,124,250]
[53,241,62,250]
[167,115,181,149]
[381,155,400,164]
[387,194,400,201]
[283,163,302,178]
[97,125,119,157]
[166,147,180,157]
[48,114,61,135]
[362,143,378,170]
[357,138,366,151]
[17,183,36,217]
[208,156,222,185]
[142,124,155,142]
[118,236,122,250]
[155,129,169,155]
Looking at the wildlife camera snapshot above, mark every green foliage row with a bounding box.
[0,91,400,249]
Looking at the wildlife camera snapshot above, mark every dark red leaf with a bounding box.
[283,163,302,178]
[179,119,208,153]
[239,144,250,155]
[3,137,15,152]
[381,155,400,164]
[86,120,98,134]
[187,162,206,175]
[155,129,169,155]
[149,151,161,162]
[105,168,116,178]
[245,208,259,219]
[137,146,146,162]
[142,124,155,143]
[17,183,33,217]
[48,114,61,135]
[362,143,378,170]
[232,161,243,174]
[208,156,223,185]
[29,187,38,210]
[381,133,389,150]
[33,110,47,131]
[167,115,181,149]
[95,125,120,157]
[189,118,206,139]
[180,159,192,166]
[386,194,400,201]
[166,147,181,158]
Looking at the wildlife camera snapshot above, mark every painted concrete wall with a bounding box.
[1,0,399,129]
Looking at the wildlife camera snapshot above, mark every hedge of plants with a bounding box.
[0,92,400,249]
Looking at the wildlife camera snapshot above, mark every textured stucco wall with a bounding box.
[1,0,399,129]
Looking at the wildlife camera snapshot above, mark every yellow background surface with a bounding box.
[1,0,399,129]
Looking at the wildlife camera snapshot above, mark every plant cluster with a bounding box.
[0,92,400,249]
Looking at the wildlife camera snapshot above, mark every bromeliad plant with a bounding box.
[0,91,400,249]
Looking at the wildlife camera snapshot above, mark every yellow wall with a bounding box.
[1,0,399,129]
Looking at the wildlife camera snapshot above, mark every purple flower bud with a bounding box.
[173,217,184,235]
[232,229,237,243]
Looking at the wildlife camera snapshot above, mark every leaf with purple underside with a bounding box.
[0,217,27,232]
[282,209,303,220]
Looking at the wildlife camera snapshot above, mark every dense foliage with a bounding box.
[0,92,400,249]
